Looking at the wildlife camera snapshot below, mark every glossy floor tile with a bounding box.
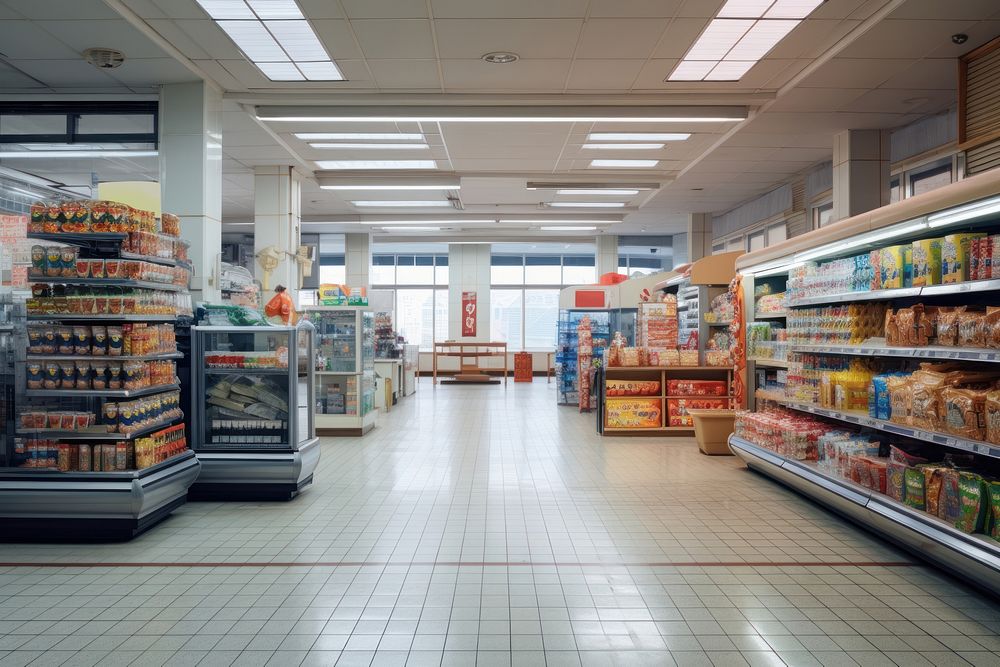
[0,379,998,666]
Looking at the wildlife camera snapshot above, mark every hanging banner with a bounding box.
[461,291,477,337]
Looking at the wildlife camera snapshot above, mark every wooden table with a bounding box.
[433,341,508,385]
[547,351,554,383]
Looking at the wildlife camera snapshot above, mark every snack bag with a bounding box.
[904,467,926,510]
[956,473,989,534]
[923,466,944,516]
[942,233,985,284]
[939,469,963,525]
[887,462,907,502]
[988,481,1000,540]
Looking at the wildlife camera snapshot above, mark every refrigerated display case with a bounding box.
[189,323,319,499]
[555,309,610,407]
[304,306,377,436]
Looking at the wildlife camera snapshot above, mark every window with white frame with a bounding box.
[812,201,834,228]
[370,253,450,351]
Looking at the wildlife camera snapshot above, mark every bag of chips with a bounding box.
[887,462,907,502]
[939,469,963,525]
[956,473,989,534]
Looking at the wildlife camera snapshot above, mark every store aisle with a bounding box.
[1,379,999,667]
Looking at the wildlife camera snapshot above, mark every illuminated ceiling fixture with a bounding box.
[587,133,690,141]
[296,133,426,141]
[194,0,344,81]
[358,219,493,225]
[309,143,430,150]
[351,200,453,207]
[590,159,659,168]
[318,175,459,190]
[667,0,823,82]
[0,149,158,158]
[583,143,664,150]
[316,160,437,169]
[547,202,626,208]
[498,219,622,224]
[379,226,441,231]
[556,189,640,196]
[540,226,598,231]
[257,106,747,123]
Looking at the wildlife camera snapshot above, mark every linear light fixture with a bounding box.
[498,219,622,224]
[540,226,598,231]
[547,202,626,208]
[318,175,460,190]
[358,219,495,225]
[587,133,691,141]
[590,159,659,168]
[0,150,158,158]
[668,0,822,82]
[379,226,441,231]
[526,181,659,191]
[793,221,928,263]
[309,143,429,150]
[316,160,437,169]
[583,143,665,150]
[296,133,426,141]
[556,189,640,196]
[257,106,747,123]
[351,200,453,207]
[321,184,458,190]
[195,0,344,81]
[927,195,1000,228]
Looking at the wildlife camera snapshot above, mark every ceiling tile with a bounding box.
[631,59,679,89]
[889,0,1000,20]
[879,58,956,91]
[652,18,709,59]
[311,20,365,59]
[575,18,669,59]
[441,59,572,90]
[120,0,167,18]
[367,59,442,89]
[1,0,120,19]
[843,18,980,59]
[800,58,914,89]
[767,87,870,113]
[448,158,559,171]
[0,62,46,87]
[151,0,206,19]
[192,59,247,91]
[433,19,582,59]
[675,0,725,18]
[340,0,428,18]
[296,0,345,19]
[351,19,436,59]
[36,19,171,59]
[146,19,212,60]
[171,20,244,59]
[768,20,859,60]
[846,88,956,114]
[565,59,644,90]
[103,58,200,86]
[8,59,120,87]
[588,0,683,17]
[0,21,80,59]
[430,0,589,18]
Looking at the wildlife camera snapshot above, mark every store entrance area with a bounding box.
[1,380,997,666]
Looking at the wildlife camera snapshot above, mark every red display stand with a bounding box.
[514,352,532,382]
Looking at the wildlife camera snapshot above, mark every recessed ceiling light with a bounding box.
[540,226,598,231]
[590,159,659,168]
[548,202,626,208]
[0,150,158,158]
[587,133,690,141]
[258,108,747,123]
[316,160,437,169]
[556,189,640,196]
[352,200,453,207]
[247,0,303,19]
[359,219,494,225]
[296,133,426,141]
[498,219,621,224]
[583,143,664,150]
[481,52,519,64]
[379,226,441,231]
[321,184,459,190]
[309,143,430,150]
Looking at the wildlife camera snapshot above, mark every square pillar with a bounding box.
[832,129,890,223]
[160,81,223,302]
[596,235,618,276]
[345,232,372,290]
[253,166,301,299]
[448,243,490,341]
[687,213,710,262]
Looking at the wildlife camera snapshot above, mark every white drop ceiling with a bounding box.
[0,0,997,238]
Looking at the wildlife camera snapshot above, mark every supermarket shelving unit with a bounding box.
[731,168,1000,595]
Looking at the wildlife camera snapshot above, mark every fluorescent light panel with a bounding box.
[587,133,690,141]
[352,200,452,207]
[548,202,626,208]
[556,189,639,196]
[668,0,821,82]
[0,150,158,158]
[928,195,1000,228]
[316,160,437,169]
[195,0,344,81]
[259,107,746,123]
[540,226,598,231]
[296,133,426,141]
[590,159,659,168]
[379,226,441,231]
[583,143,664,150]
[498,219,621,224]
[321,184,457,190]
[309,143,429,150]
[359,219,492,225]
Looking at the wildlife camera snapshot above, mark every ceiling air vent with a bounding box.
[83,48,125,70]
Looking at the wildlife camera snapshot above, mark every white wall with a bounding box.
[448,243,491,341]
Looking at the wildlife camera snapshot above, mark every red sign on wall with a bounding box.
[461,291,477,337]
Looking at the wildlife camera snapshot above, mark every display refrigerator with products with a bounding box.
[555,309,610,407]
[304,306,377,436]
[189,323,319,499]
[731,169,1000,595]
[3,210,201,539]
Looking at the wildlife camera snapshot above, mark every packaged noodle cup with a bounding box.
[89,259,105,279]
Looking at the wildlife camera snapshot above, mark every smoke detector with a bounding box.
[83,48,125,70]
[481,52,519,64]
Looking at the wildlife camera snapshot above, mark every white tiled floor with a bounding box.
[1,379,999,666]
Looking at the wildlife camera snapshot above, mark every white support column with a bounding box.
[253,166,301,300]
[687,213,710,262]
[832,129,890,223]
[159,81,222,302]
[596,235,618,276]
[345,232,372,290]
[448,243,490,341]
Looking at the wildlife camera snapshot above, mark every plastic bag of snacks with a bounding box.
[956,473,989,533]
[903,467,926,510]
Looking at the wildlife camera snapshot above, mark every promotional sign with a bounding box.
[0,213,29,288]
[318,283,368,306]
[461,291,477,337]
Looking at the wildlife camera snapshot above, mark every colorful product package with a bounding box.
[911,238,942,286]
[667,397,728,427]
[605,398,662,429]
[606,379,660,397]
[886,462,907,502]
[988,481,1000,540]
[956,473,989,533]
[878,244,909,289]
[942,233,986,284]
[904,467,926,510]
[938,469,963,525]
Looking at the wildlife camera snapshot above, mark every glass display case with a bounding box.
[555,309,610,407]
[190,323,319,499]
[303,306,377,436]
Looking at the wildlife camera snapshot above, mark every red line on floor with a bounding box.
[0,560,920,568]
